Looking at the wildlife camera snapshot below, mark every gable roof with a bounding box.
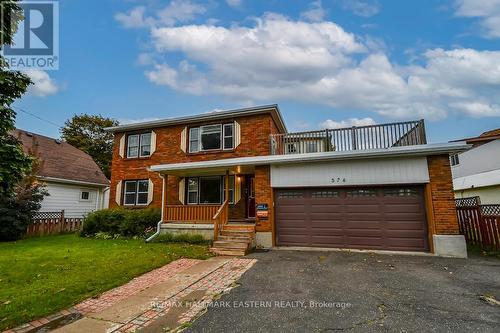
[104,104,287,133]
[14,129,109,186]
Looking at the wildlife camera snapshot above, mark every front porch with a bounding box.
[162,169,256,224]
[155,164,264,255]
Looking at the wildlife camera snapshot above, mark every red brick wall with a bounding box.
[109,114,280,208]
[427,155,459,235]
[254,166,273,233]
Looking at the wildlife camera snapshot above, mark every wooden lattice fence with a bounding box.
[456,197,500,249]
[27,210,83,237]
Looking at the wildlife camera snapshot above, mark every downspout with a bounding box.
[146,173,166,243]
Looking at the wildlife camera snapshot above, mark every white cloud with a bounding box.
[115,6,153,28]
[300,0,326,22]
[226,0,242,8]
[115,0,206,28]
[157,0,206,26]
[341,0,380,17]
[125,12,500,120]
[455,0,500,38]
[24,70,59,97]
[319,117,376,129]
[449,102,500,117]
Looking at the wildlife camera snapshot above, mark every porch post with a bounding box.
[225,170,229,202]
[160,173,167,223]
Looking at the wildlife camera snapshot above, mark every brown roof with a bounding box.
[13,129,109,186]
[480,128,500,137]
[451,128,500,145]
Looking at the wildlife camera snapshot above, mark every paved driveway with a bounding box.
[187,250,500,333]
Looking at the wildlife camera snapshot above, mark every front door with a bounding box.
[247,176,256,218]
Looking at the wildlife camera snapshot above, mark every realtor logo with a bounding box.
[1,0,59,70]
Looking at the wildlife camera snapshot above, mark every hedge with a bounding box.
[80,208,161,238]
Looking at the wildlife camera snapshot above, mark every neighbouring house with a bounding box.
[105,104,469,257]
[451,128,500,204]
[15,129,110,218]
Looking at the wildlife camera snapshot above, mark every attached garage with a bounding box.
[275,186,429,252]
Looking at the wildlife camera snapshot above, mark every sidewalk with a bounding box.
[7,257,256,333]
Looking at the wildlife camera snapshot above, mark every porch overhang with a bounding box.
[149,142,470,175]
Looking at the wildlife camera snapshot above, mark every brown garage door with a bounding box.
[275,186,428,251]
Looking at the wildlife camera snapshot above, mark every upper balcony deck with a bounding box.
[270,120,426,155]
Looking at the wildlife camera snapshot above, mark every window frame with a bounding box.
[126,132,152,158]
[189,127,200,153]
[450,153,460,166]
[200,124,222,151]
[223,123,234,150]
[139,133,152,157]
[80,190,91,201]
[188,123,235,153]
[123,180,149,206]
[185,175,235,205]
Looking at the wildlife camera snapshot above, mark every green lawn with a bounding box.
[0,234,212,331]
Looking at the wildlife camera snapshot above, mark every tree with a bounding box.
[0,156,47,241]
[61,114,118,178]
[0,0,32,196]
[0,0,47,240]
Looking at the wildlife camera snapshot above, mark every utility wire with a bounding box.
[13,106,63,129]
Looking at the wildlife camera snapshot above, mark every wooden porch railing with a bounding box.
[165,205,220,222]
[213,199,229,241]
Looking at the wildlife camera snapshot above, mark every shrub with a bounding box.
[0,159,47,242]
[152,232,210,245]
[80,208,161,238]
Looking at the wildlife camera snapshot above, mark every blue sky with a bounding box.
[15,0,500,143]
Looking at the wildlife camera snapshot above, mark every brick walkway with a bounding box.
[75,259,201,315]
[5,257,256,333]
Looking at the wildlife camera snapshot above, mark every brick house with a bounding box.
[106,105,469,257]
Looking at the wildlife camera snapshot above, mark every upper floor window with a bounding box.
[127,133,151,158]
[450,153,460,166]
[189,123,234,153]
[124,180,149,206]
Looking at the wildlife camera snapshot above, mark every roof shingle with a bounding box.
[13,129,109,186]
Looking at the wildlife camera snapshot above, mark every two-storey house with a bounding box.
[106,105,469,257]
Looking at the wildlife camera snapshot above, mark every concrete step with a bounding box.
[209,248,246,256]
[213,240,249,250]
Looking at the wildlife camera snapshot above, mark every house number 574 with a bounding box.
[331,177,346,183]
